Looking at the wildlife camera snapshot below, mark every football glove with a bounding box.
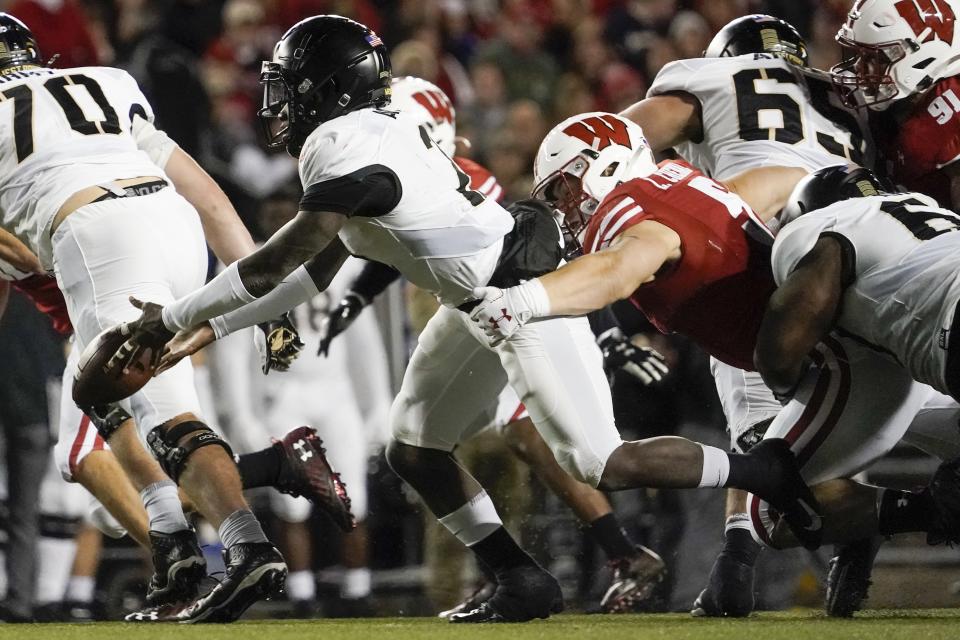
[598,328,669,387]
[469,280,550,346]
[255,312,304,374]
[317,292,366,357]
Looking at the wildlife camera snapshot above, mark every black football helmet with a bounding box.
[0,13,41,73]
[259,15,391,157]
[704,14,808,67]
[781,165,894,224]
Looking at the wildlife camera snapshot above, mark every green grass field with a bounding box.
[3,610,960,640]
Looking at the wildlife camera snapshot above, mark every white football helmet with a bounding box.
[833,0,960,110]
[390,76,457,156]
[532,112,656,244]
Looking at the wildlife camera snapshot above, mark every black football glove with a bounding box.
[255,312,304,374]
[317,292,366,357]
[598,329,669,387]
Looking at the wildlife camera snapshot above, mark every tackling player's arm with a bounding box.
[722,166,809,222]
[754,236,848,400]
[619,93,703,152]
[538,221,680,315]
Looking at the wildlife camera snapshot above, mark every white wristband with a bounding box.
[516,278,551,318]
[210,265,321,339]
[162,261,256,332]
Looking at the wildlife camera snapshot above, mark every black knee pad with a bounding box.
[82,403,133,442]
[147,421,233,483]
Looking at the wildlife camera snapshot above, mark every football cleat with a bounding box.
[927,457,960,546]
[144,529,207,607]
[438,581,496,619]
[449,565,563,624]
[273,426,356,531]
[600,545,666,613]
[748,439,823,550]
[690,551,755,617]
[177,542,287,623]
[825,536,883,617]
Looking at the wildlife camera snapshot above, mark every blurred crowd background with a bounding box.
[0,0,952,623]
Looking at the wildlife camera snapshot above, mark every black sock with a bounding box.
[589,513,636,561]
[468,527,537,575]
[877,488,934,535]
[235,446,283,489]
[723,527,761,566]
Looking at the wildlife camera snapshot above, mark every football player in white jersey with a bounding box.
[0,13,289,622]
[116,15,823,623]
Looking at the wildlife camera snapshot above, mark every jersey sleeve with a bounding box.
[298,123,401,217]
[102,67,179,167]
[581,193,647,254]
[770,213,838,285]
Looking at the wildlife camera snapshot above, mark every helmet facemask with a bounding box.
[832,36,909,109]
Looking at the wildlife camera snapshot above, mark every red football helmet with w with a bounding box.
[532,112,655,249]
[833,0,960,109]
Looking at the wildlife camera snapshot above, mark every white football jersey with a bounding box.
[0,66,168,269]
[648,55,873,180]
[771,193,960,395]
[298,108,514,307]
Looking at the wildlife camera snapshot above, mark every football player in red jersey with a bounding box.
[470,111,960,586]
[833,0,960,207]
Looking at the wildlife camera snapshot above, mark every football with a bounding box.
[72,326,156,407]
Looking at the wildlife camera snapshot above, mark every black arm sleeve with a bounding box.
[299,165,402,217]
[350,260,401,302]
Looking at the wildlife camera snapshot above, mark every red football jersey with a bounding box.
[879,75,960,207]
[455,157,505,203]
[581,160,776,371]
[13,274,73,336]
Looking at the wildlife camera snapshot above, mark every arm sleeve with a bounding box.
[348,260,401,303]
[208,265,321,338]
[299,165,401,217]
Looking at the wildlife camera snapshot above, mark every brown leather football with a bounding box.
[72,326,156,407]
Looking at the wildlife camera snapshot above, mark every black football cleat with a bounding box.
[273,426,355,531]
[747,439,823,550]
[927,457,960,546]
[177,542,287,623]
[124,529,206,622]
[449,565,563,623]
[690,551,755,617]
[825,536,883,617]
[438,581,497,619]
[600,545,666,613]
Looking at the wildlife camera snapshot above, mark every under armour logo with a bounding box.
[488,308,512,329]
[293,439,313,462]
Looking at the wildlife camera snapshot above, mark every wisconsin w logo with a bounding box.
[412,90,454,125]
[562,114,632,151]
[896,0,956,45]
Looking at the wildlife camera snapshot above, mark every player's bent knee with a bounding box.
[147,420,233,484]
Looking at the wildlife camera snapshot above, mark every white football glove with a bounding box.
[469,280,550,346]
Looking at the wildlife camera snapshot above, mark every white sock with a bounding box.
[438,491,503,547]
[725,513,753,533]
[35,537,76,604]
[698,445,731,488]
[66,576,95,603]
[286,569,315,601]
[140,480,189,533]
[341,568,371,599]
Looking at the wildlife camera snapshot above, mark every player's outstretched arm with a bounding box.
[0,228,42,274]
[470,222,679,343]
[754,237,847,401]
[163,148,256,265]
[619,93,703,152]
[722,166,810,222]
